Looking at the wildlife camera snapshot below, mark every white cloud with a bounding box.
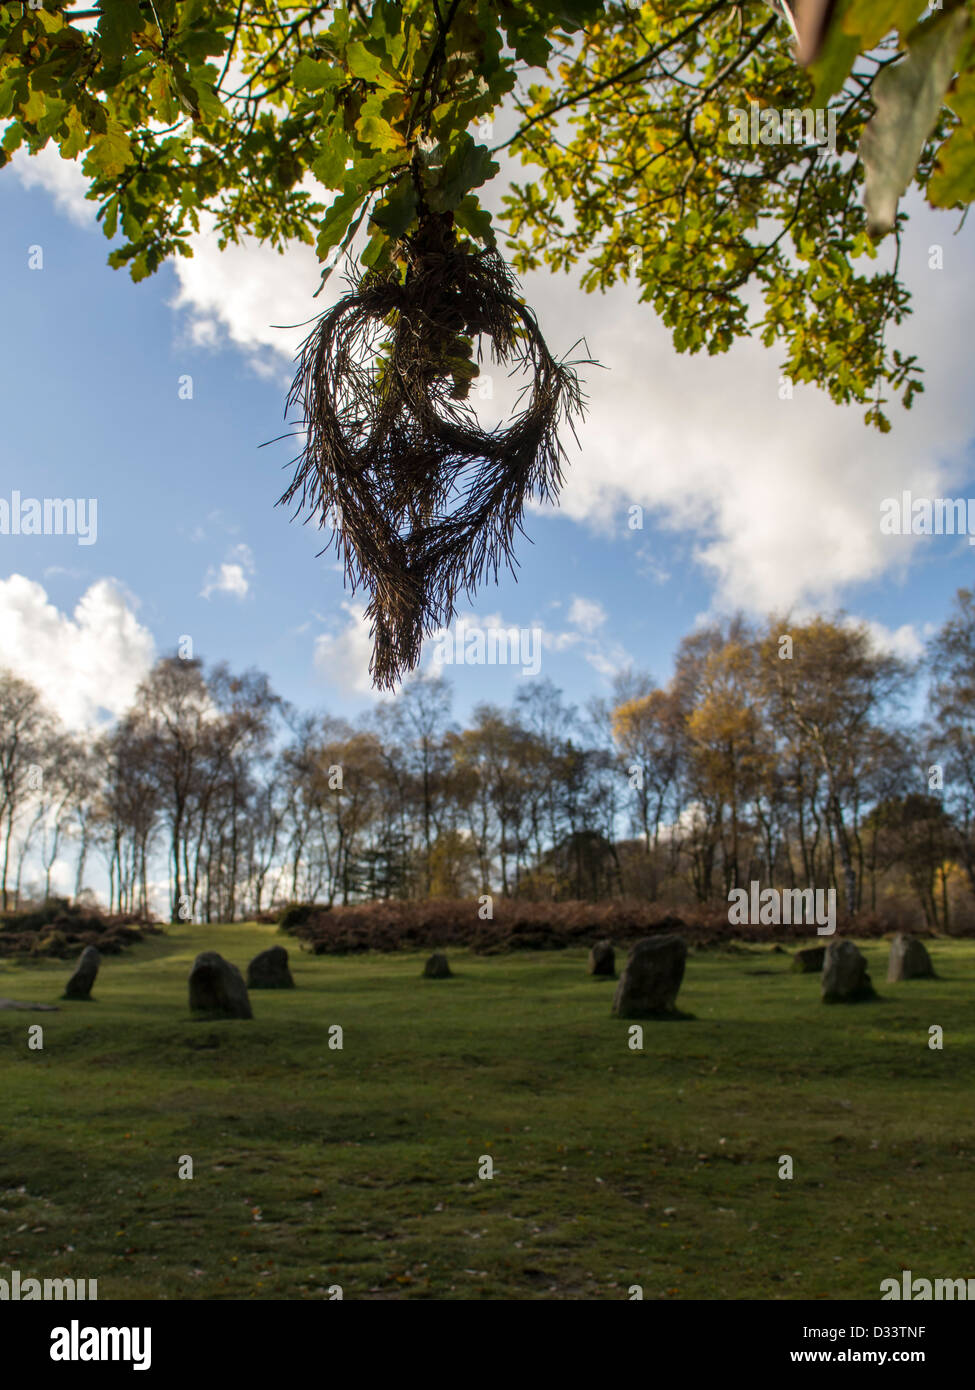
[567,596,607,633]
[579,639,632,679]
[548,628,583,653]
[185,510,242,544]
[10,144,95,227]
[313,601,378,696]
[7,142,328,376]
[201,543,255,600]
[776,608,924,663]
[169,218,324,378]
[545,601,630,675]
[0,574,155,729]
[422,605,632,683]
[203,563,249,599]
[515,195,975,618]
[846,616,924,663]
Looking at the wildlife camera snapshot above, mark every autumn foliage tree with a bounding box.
[3,596,975,929]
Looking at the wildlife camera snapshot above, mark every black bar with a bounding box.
[2,1299,968,1375]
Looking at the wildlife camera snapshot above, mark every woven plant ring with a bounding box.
[281,214,587,689]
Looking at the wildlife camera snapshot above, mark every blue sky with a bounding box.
[2,145,974,734]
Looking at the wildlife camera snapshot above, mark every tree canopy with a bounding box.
[3,0,974,429]
[5,598,975,930]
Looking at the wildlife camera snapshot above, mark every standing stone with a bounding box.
[588,941,615,976]
[247,945,295,989]
[822,940,875,1003]
[887,934,935,982]
[189,952,253,1019]
[63,945,99,1000]
[612,935,687,1017]
[791,946,827,974]
[423,951,452,979]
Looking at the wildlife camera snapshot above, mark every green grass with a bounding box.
[2,924,974,1300]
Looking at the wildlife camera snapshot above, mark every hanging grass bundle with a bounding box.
[280,213,589,690]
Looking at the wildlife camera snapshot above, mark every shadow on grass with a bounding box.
[613,1008,696,1022]
[188,1012,253,1022]
[822,991,885,1005]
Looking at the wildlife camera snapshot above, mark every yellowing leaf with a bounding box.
[841,0,928,49]
[355,113,404,152]
[346,41,397,89]
[929,126,975,207]
[84,122,135,177]
[21,88,46,123]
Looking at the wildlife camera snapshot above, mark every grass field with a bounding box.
[2,923,974,1300]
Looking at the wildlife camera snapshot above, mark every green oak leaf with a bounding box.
[811,23,864,104]
[189,67,227,124]
[370,175,418,238]
[360,226,393,269]
[96,0,145,64]
[315,187,367,260]
[426,134,499,214]
[36,96,68,140]
[346,40,398,89]
[453,193,495,247]
[311,125,354,189]
[293,56,344,92]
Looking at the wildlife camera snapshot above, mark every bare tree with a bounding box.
[0,670,56,910]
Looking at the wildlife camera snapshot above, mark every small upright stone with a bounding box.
[887,934,935,982]
[612,935,687,1017]
[423,951,452,979]
[63,945,99,1000]
[588,941,615,976]
[189,951,253,1019]
[822,940,875,1003]
[247,945,295,989]
[791,946,826,974]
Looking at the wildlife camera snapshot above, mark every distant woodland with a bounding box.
[4,590,975,933]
